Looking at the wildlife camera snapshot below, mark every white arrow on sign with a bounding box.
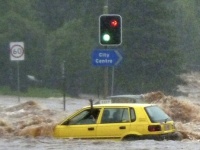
[114,50,123,66]
[10,42,25,61]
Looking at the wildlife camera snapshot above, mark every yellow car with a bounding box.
[53,103,180,140]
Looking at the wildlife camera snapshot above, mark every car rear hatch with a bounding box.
[145,105,176,134]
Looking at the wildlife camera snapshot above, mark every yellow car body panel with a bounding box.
[96,122,131,139]
[54,124,97,139]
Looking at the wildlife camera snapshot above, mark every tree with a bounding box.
[173,0,200,70]
[0,0,185,96]
[0,0,46,90]
[47,19,96,96]
[43,0,184,95]
[110,0,184,94]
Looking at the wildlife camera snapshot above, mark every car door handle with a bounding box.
[119,126,126,129]
[88,127,94,131]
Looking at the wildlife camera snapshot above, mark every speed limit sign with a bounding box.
[10,42,25,61]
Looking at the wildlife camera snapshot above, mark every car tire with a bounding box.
[170,132,183,141]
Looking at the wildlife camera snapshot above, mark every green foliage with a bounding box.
[0,86,62,97]
[173,0,200,69]
[0,0,46,88]
[0,0,194,97]
[46,19,96,96]
[113,0,183,94]
[48,19,94,70]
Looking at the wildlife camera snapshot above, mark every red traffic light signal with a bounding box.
[110,19,118,27]
[99,14,122,46]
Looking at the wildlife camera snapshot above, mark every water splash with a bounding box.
[144,91,200,140]
[0,93,200,140]
[0,101,61,138]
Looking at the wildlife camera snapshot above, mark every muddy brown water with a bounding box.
[0,95,200,150]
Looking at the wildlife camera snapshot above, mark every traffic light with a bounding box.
[99,14,122,46]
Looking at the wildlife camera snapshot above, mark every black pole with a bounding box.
[62,61,66,111]
[103,2,109,99]
[17,61,21,102]
[104,46,109,99]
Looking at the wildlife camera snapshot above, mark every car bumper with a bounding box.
[146,132,183,141]
[123,132,182,141]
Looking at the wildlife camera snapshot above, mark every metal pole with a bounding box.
[111,67,115,96]
[17,61,20,102]
[103,0,109,99]
[104,64,109,99]
[62,61,66,111]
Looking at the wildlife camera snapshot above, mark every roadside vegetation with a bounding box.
[0,86,62,98]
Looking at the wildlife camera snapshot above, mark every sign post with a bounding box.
[62,60,66,111]
[99,2,122,98]
[9,42,25,102]
[92,49,123,97]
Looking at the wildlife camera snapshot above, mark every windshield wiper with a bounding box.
[164,118,168,123]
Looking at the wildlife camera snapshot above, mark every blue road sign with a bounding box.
[92,49,123,67]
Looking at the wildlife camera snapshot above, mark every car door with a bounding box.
[59,124,97,138]
[96,107,131,139]
[55,108,100,138]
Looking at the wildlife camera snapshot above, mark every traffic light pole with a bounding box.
[100,1,122,98]
[111,66,115,96]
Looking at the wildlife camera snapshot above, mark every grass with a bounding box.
[0,86,63,98]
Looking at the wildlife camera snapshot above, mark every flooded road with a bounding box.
[0,137,200,150]
[0,94,200,150]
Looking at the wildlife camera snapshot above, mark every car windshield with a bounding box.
[145,106,172,123]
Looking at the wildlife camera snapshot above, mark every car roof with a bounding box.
[85,103,155,108]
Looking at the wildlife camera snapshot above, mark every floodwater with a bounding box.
[0,93,200,150]
[1,137,200,150]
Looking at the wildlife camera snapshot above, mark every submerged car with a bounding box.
[53,103,179,140]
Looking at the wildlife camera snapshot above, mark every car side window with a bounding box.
[101,109,111,123]
[130,108,136,122]
[101,108,130,123]
[63,108,100,125]
[120,108,129,122]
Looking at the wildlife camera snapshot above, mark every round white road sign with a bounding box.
[10,42,25,61]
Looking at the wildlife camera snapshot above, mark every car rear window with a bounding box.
[145,106,172,123]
